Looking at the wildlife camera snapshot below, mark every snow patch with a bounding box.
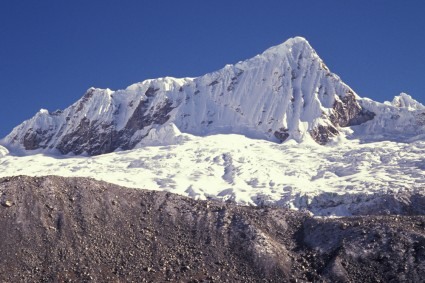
[0,146,9,157]
[135,123,188,147]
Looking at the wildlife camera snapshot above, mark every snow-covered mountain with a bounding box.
[1,37,425,216]
[2,37,380,155]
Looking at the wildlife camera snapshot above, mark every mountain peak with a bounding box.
[262,36,313,57]
[388,92,425,110]
[0,37,389,155]
[283,36,310,47]
[38,109,49,115]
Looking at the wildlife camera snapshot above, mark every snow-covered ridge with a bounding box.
[351,95,425,142]
[2,37,425,156]
[2,37,375,155]
[387,92,425,110]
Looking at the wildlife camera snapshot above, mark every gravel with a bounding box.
[0,176,424,282]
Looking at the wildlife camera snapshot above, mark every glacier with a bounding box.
[0,133,424,216]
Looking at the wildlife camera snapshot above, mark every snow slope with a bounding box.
[0,146,8,157]
[2,37,373,155]
[352,95,425,142]
[0,132,424,216]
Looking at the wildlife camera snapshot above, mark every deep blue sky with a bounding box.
[1,1,425,137]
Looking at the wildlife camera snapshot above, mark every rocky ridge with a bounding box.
[0,176,425,282]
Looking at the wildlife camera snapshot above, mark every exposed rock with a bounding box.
[347,108,376,126]
[310,125,339,145]
[315,92,375,143]
[0,176,424,282]
[55,96,175,155]
[331,92,363,127]
[300,190,425,216]
[274,128,289,142]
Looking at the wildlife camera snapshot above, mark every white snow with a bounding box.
[135,123,188,147]
[352,97,425,141]
[385,92,425,111]
[39,109,49,115]
[0,146,8,157]
[0,133,424,216]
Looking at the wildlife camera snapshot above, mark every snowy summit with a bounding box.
[1,36,403,155]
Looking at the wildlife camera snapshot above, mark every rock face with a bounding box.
[0,175,425,282]
[2,37,374,155]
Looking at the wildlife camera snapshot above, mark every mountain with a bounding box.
[2,38,425,281]
[1,176,424,282]
[2,37,378,155]
[1,36,425,216]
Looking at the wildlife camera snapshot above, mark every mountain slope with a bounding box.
[1,176,425,282]
[2,37,374,155]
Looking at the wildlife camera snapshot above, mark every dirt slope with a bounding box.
[0,176,424,282]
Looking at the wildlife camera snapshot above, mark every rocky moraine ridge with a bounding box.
[2,37,378,155]
[1,176,425,282]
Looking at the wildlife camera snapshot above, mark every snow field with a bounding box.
[1,133,424,216]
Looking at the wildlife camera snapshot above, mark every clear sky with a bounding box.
[1,1,424,137]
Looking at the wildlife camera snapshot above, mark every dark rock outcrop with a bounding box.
[55,96,174,155]
[312,91,375,143]
[310,125,339,145]
[274,128,289,142]
[331,92,363,127]
[0,176,424,282]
